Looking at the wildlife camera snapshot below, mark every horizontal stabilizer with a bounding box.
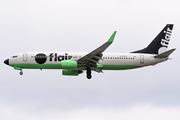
[154,49,176,58]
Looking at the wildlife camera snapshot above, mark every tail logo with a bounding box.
[158,27,172,54]
[161,27,172,47]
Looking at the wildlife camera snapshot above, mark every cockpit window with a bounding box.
[12,56,18,58]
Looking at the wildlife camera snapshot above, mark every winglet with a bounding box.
[106,31,117,44]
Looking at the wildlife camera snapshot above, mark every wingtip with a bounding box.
[106,31,117,44]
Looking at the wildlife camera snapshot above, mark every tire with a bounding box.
[87,74,92,79]
[20,72,23,75]
[86,70,91,74]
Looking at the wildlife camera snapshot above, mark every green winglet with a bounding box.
[106,31,117,44]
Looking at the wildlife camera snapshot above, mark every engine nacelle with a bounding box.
[62,69,82,76]
[61,60,78,69]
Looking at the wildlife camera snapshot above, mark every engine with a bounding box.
[62,69,82,76]
[61,60,78,69]
[61,60,82,76]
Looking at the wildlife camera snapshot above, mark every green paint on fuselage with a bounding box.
[97,65,142,70]
[10,64,62,69]
[9,64,142,70]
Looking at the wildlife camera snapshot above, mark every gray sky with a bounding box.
[1,0,180,119]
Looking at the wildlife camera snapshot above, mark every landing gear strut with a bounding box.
[19,70,23,75]
[86,67,92,79]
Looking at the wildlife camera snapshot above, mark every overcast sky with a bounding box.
[1,0,180,119]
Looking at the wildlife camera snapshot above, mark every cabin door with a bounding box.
[140,55,144,64]
[23,53,28,61]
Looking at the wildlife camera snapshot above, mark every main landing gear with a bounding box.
[86,67,92,79]
[19,70,23,75]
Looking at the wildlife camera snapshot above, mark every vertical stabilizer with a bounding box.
[132,24,174,54]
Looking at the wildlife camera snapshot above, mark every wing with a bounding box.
[78,31,117,67]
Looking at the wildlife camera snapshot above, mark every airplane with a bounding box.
[4,24,176,79]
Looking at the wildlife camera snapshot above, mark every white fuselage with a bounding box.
[9,52,167,69]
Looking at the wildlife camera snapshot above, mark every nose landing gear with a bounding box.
[86,67,92,79]
[19,70,23,75]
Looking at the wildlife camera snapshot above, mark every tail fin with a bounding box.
[132,24,174,54]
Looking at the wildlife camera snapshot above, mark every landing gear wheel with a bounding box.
[20,70,23,75]
[86,70,91,74]
[87,74,92,79]
[86,67,92,79]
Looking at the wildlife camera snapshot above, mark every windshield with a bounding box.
[12,55,18,58]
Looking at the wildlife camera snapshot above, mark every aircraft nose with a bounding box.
[4,59,9,65]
